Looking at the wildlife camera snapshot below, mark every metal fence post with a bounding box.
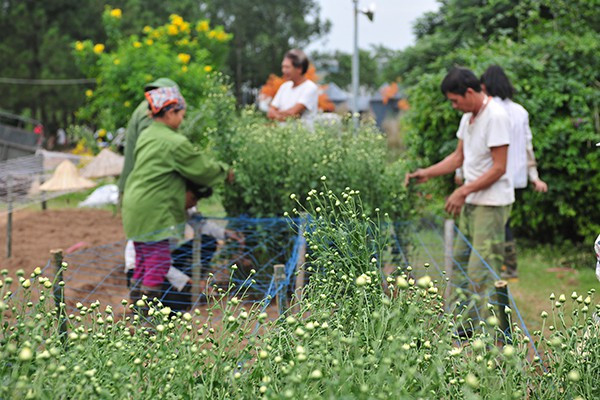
[443,219,455,311]
[6,174,13,258]
[40,156,47,211]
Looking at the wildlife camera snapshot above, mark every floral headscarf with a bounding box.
[145,86,186,115]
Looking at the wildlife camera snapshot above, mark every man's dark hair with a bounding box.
[284,49,309,74]
[440,67,481,96]
[480,65,515,100]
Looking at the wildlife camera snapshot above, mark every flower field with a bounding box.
[2,187,599,399]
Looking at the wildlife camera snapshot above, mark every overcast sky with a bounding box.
[307,0,441,53]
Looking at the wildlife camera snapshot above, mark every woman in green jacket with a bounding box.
[122,86,229,305]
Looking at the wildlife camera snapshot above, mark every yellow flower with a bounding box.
[124,101,131,107]
[181,65,188,73]
[98,129,107,138]
[208,30,217,39]
[196,20,209,32]
[177,53,191,64]
[133,41,142,48]
[113,58,120,65]
[168,24,179,35]
[110,8,122,18]
[216,31,229,42]
[204,65,213,73]
[146,39,154,46]
[85,89,93,97]
[180,22,190,32]
[170,14,184,27]
[93,43,105,54]
[151,30,161,39]
[72,142,86,155]
[75,41,84,51]
[143,25,152,33]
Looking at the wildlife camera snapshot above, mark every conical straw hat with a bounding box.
[81,148,124,178]
[40,160,96,191]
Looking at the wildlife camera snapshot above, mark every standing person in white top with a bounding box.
[405,67,513,331]
[480,65,548,280]
[267,49,319,129]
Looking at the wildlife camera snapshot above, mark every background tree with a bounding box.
[400,0,600,242]
[0,0,106,134]
[73,9,235,149]
[200,0,330,103]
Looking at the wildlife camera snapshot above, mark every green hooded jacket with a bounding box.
[117,77,177,193]
[122,121,228,241]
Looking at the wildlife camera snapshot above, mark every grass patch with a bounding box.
[509,244,600,332]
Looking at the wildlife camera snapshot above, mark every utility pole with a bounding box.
[351,1,375,135]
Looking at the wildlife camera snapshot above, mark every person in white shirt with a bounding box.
[267,49,319,129]
[405,67,513,331]
[480,65,548,280]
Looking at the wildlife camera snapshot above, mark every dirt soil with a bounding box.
[0,208,124,273]
[0,208,279,318]
[0,208,130,311]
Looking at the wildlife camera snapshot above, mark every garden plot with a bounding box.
[35,216,302,315]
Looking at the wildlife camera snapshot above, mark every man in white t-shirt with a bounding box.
[405,67,513,330]
[267,49,319,129]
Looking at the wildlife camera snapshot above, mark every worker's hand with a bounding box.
[532,179,548,193]
[226,169,235,184]
[267,107,281,121]
[445,187,467,216]
[404,168,429,187]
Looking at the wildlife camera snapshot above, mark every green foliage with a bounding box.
[2,195,600,399]
[0,0,106,134]
[213,111,414,222]
[0,0,330,138]
[200,0,330,101]
[401,2,600,242]
[74,9,235,140]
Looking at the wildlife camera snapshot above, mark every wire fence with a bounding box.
[390,217,540,358]
[13,214,537,356]
[6,213,543,363]
[36,216,302,315]
[0,153,91,214]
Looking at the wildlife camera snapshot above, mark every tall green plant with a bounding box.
[214,112,414,223]
[73,8,235,142]
[2,195,600,399]
[402,18,600,241]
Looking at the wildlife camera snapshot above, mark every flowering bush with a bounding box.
[73,8,235,147]
[1,190,599,398]
[214,110,414,223]
[402,21,600,242]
